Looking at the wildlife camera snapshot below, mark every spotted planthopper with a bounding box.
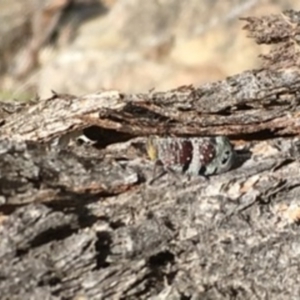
[146,136,236,176]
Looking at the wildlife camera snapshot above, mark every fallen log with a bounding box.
[1,9,300,300]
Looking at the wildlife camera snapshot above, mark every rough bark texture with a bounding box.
[2,10,300,300]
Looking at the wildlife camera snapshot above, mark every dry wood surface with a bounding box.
[1,10,300,300]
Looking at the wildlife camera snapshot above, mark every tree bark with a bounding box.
[1,10,300,300]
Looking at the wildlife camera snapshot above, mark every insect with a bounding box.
[146,136,236,177]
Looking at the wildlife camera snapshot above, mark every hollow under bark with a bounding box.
[1,9,300,300]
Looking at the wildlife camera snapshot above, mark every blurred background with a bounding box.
[0,0,299,101]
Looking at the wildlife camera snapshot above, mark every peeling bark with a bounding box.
[2,10,300,300]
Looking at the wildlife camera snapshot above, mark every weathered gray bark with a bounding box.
[1,10,300,300]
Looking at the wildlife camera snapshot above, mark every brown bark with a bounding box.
[1,10,300,300]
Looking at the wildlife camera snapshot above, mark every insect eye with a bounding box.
[221,150,231,164]
[221,157,228,164]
